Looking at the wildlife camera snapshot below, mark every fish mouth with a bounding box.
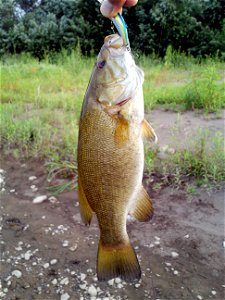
[116,97,131,106]
[97,97,131,115]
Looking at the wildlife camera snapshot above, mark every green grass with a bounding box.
[145,130,225,188]
[0,50,94,160]
[47,160,77,194]
[1,50,94,116]
[141,55,224,112]
[0,50,224,188]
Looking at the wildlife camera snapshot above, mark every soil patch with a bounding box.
[0,156,224,300]
[147,109,224,149]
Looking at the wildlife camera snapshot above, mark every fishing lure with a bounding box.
[111,13,130,47]
[96,0,130,48]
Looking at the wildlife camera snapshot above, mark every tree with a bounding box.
[0,0,224,58]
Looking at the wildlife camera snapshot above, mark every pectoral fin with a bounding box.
[130,186,154,222]
[78,176,93,226]
[114,114,129,146]
[141,119,158,143]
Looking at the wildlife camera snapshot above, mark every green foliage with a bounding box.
[144,146,157,174]
[0,102,79,159]
[161,130,225,185]
[141,50,224,113]
[124,0,225,57]
[164,45,174,68]
[47,160,77,194]
[186,184,197,196]
[0,0,224,58]
[144,130,225,189]
[184,64,224,112]
[0,51,91,160]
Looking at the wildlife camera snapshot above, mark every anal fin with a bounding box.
[130,186,153,222]
[78,176,93,226]
[141,119,158,143]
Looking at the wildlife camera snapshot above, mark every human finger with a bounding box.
[100,0,138,18]
[100,0,124,18]
[124,0,138,7]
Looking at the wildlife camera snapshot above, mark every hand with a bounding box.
[100,0,138,18]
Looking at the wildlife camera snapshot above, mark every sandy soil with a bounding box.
[147,109,224,149]
[0,110,224,300]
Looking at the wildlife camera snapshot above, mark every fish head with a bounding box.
[93,34,144,107]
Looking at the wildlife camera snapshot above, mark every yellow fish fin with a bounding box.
[114,115,129,146]
[97,239,141,281]
[141,119,158,143]
[130,186,154,222]
[78,176,93,226]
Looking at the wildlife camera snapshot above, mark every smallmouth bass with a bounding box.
[77,34,157,281]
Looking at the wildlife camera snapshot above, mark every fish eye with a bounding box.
[97,60,106,69]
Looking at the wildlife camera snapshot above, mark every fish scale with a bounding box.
[78,109,143,216]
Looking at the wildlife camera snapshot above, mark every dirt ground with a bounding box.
[0,110,224,300]
[148,108,224,149]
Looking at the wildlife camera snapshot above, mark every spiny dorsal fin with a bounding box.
[78,176,93,226]
[141,119,158,143]
[130,186,153,222]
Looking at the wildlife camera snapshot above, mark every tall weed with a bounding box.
[160,130,225,185]
[184,64,224,112]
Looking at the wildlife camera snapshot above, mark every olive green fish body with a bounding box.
[77,34,157,281]
[78,108,143,245]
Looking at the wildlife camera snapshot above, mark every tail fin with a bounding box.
[97,238,141,282]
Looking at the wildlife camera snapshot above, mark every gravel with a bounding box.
[51,279,57,285]
[30,185,38,192]
[69,244,78,251]
[11,270,22,278]
[24,251,32,260]
[79,283,87,290]
[43,263,50,269]
[88,285,98,297]
[60,293,70,300]
[49,196,58,203]
[108,279,114,286]
[114,278,121,284]
[171,251,179,258]
[80,273,86,281]
[33,195,48,204]
[60,277,69,285]
[62,240,69,247]
[50,259,57,265]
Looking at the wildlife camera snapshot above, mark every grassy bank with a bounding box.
[1,51,224,187]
